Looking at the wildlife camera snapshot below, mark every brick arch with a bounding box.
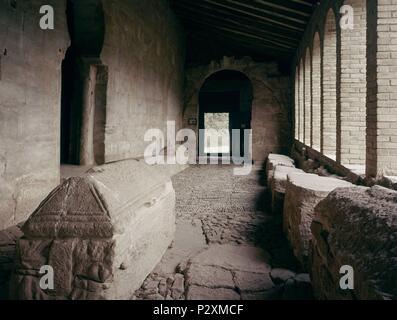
[322,8,338,160]
[312,31,322,151]
[304,48,312,146]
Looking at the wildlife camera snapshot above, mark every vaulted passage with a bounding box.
[0,0,396,302]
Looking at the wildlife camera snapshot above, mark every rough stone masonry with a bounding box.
[311,185,397,300]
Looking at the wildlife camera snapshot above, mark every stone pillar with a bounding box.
[322,9,338,160]
[295,67,300,141]
[79,61,97,166]
[340,0,367,167]
[304,49,312,147]
[366,0,397,177]
[299,60,305,142]
[312,32,322,151]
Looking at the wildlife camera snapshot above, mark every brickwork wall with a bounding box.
[295,67,300,140]
[312,32,322,151]
[340,0,367,166]
[367,0,397,177]
[304,49,312,146]
[322,9,338,159]
[299,59,305,141]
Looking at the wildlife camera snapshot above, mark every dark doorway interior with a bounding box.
[61,48,81,165]
[198,70,253,157]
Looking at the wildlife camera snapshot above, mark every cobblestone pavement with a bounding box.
[134,164,313,300]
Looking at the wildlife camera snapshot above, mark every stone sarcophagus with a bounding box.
[266,154,295,189]
[311,186,397,300]
[283,173,352,270]
[10,160,176,300]
[271,166,304,214]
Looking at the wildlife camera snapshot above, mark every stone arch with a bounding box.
[304,48,312,147]
[322,8,338,160]
[312,31,322,151]
[183,57,292,162]
[340,0,367,171]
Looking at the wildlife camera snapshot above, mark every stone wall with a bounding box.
[183,57,293,163]
[0,0,70,230]
[102,0,185,162]
[0,0,186,231]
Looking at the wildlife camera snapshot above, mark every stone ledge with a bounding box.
[271,166,304,214]
[266,153,295,189]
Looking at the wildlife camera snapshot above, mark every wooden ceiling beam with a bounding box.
[220,0,308,24]
[172,3,301,44]
[181,16,295,50]
[171,0,303,37]
[186,24,293,53]
[174,9,299,48]
[188,30,292,61]
[200,0,305,31]
[254,0,312,17]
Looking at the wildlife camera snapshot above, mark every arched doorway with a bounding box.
[198,70,253,158]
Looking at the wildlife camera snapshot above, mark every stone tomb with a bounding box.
[311,186,397,300]
[271,166,304,214]
[266,154,295,189]
[10,160,176,300]
[283,173,352,270]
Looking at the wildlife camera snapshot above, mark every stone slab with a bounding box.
[310,185,397,300]
[266,154,295,189]
[283,173,353,269]
[271,166,304,214]
[11,160,176,300]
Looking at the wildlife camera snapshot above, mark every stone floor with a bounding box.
[134,164,313,300]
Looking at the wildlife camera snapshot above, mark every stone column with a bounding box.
[79,60,97,166]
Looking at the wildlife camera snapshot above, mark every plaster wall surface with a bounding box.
[101,0,185,162]
[0,0,70,229]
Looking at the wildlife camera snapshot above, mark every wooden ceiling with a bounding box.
[169,0,319,66]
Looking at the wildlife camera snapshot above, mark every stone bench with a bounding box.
[311,185,397,300]
[271,166,304,214]
[10,160,176,300]
[266,154,295,189]
[283,173,352,270]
